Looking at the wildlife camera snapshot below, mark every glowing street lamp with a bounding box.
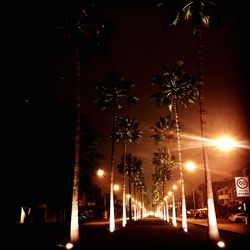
[185,161,197,211]
[214,136,237,152]
[113,184,120,192]
[185,161,196,171]
[96,169,108,220]
[97,169,105,177]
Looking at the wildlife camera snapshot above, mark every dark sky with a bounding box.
[28,1,250,199]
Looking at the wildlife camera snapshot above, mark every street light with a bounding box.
[113,184,120,192]
[97,170,121,220]
[96,169,108,220]
[97,169,105,177]
[184,161,197,211]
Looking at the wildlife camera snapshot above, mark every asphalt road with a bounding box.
[15,217,250,250]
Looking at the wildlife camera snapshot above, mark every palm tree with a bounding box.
[94,72,138,232]
[156,0,233,241]
[115,116,142,226]
[55,5,109,242]
[151,114,177,145]
[151,60,198,232]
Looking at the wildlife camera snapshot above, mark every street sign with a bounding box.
[235,177,250,197]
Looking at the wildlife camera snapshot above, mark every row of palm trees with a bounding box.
[156,0,231,242]
[150,60,198,232]
[117,153,147,223]
[55,0,234,244]
[94,72,148,230]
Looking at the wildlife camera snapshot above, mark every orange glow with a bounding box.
[214,136,237,151]
[113,184,120,191]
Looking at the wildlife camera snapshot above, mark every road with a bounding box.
[15,217,250,250]
[85,216,249,235]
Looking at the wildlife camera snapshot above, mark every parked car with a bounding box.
[194,212,207,219]
[228,212,247,223]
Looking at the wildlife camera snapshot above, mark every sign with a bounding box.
[235,177,250,197]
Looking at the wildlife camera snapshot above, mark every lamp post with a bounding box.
[96,169,108,219]
[184,161,197,212]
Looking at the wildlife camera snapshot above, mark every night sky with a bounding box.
[25,0,250,200]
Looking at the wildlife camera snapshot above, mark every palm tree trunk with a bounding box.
[128,165,132,221]
[173,98,187,232]
[109,100,117,232]
[122,142,127,227]
[133,181,137,221]
[70,47,81,242]
[162,179,166,221]
[195,24,219,241]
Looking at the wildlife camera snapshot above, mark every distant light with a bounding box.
[172,185,177,190]
[113,184,120,191]
[97,169,105,177]
[217,241,226,248]
[65,242,74,249]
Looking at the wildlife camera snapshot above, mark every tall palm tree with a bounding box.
[151,60,198,232]
[151,114,177,145]
[115,116,142,226]
[55,6,108,243]
[156,0,233,241]
[94,72,138,232]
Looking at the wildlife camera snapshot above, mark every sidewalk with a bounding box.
[176,217,249,235]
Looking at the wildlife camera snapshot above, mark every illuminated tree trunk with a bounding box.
[70,47,81,242]
[173,98,187,232]
[172,192,177,227]
[162,179,166,221]
[109,101,117,232]
[122,142,127,227]
[195,24,219,241]
[128,165,132,221]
